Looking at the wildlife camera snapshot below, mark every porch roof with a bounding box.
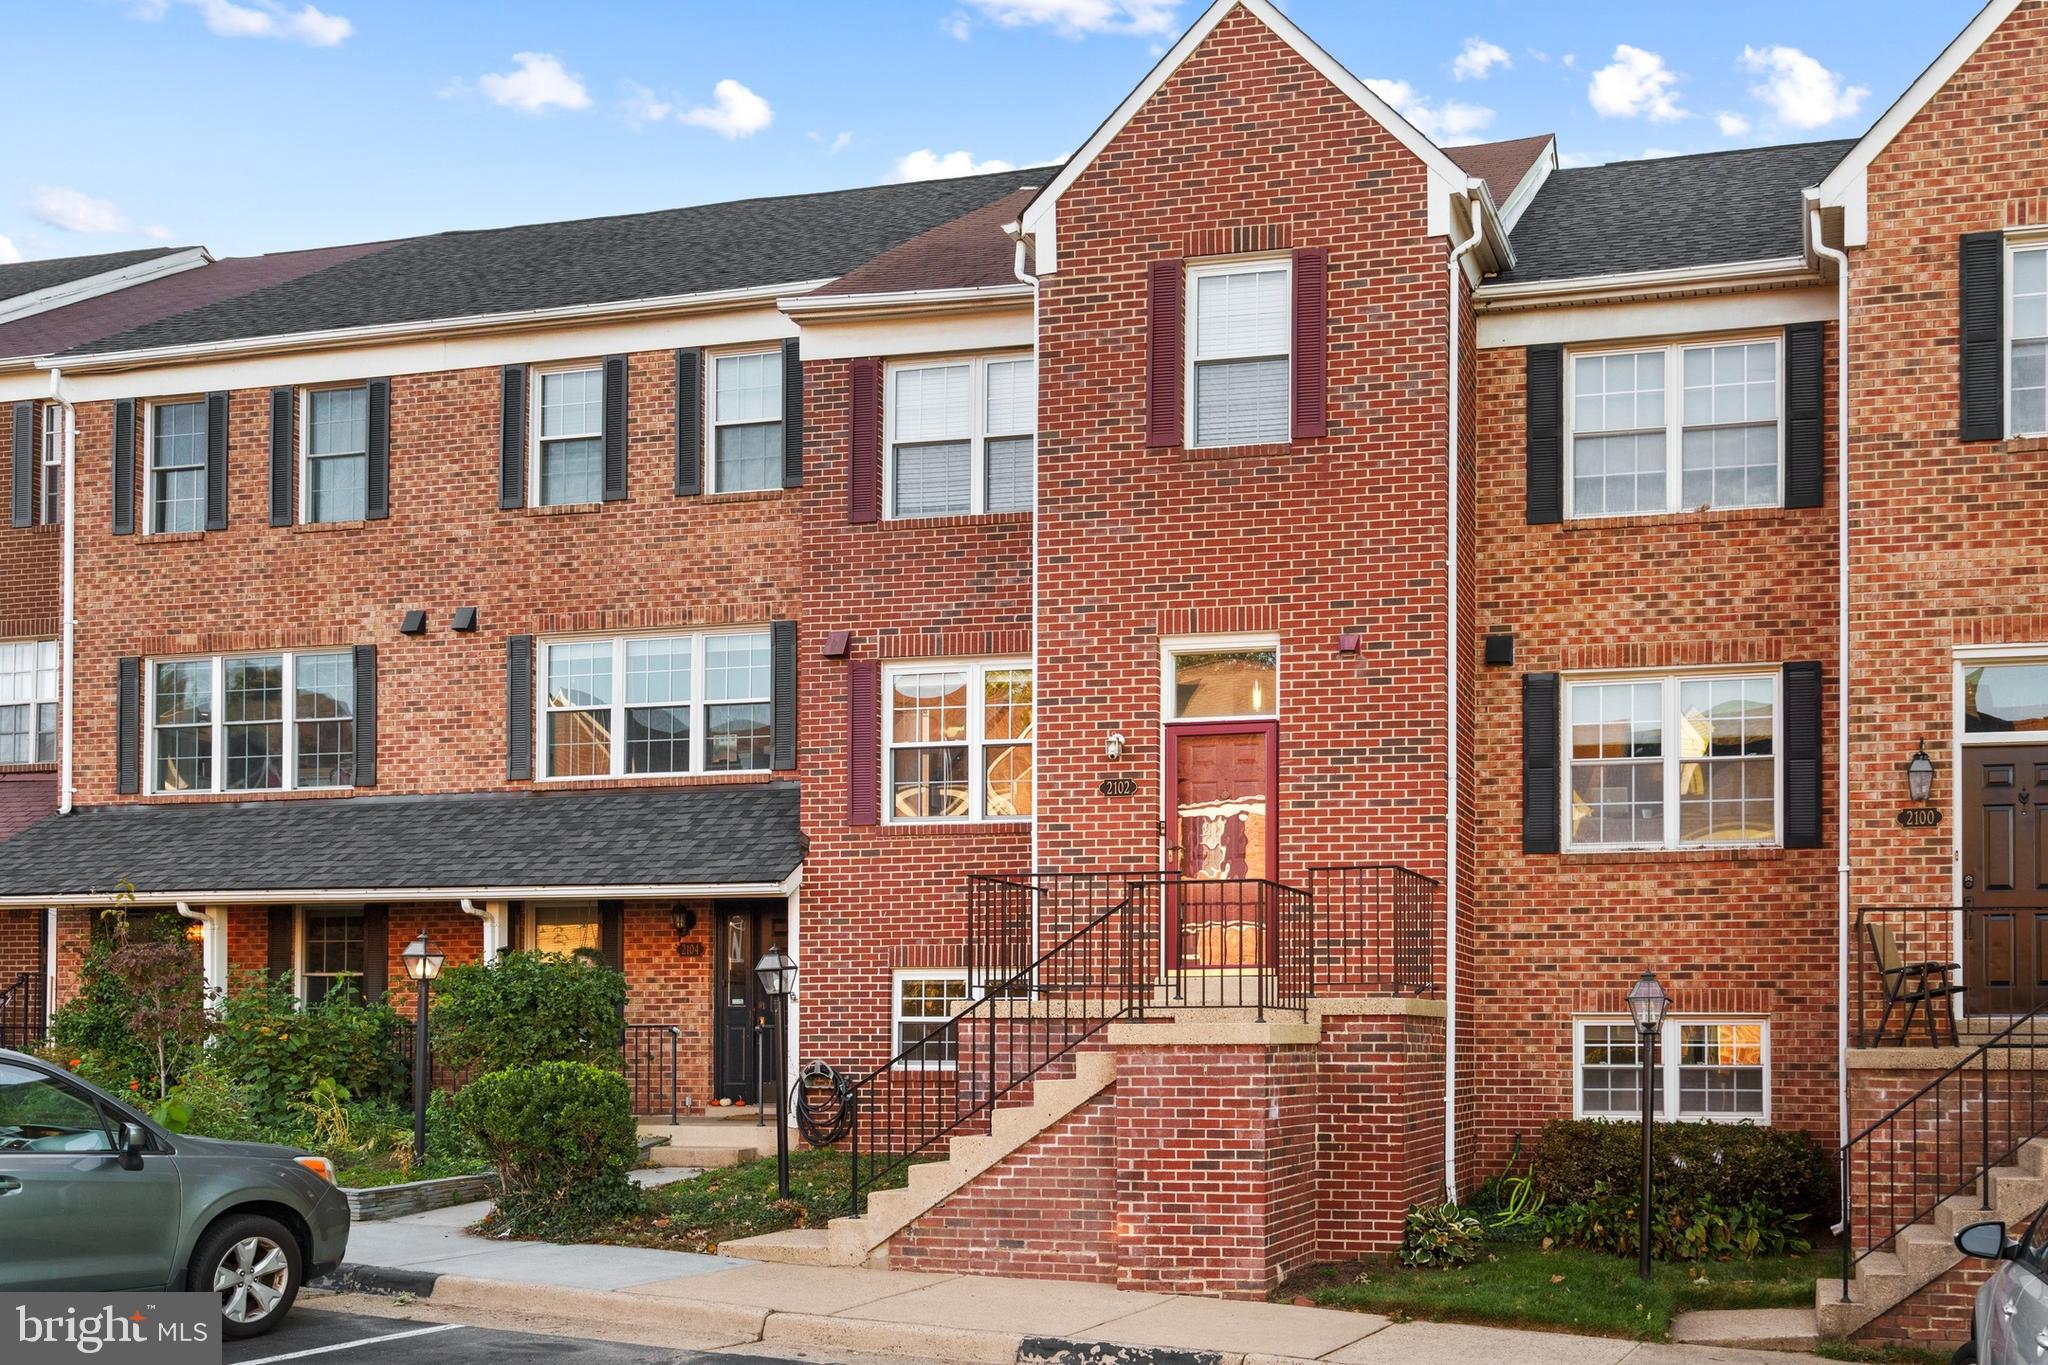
[0,784,802,905]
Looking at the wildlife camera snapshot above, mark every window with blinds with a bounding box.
[1188,262,1291,448]
[887,354,1035,518]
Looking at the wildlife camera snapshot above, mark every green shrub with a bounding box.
[1528,1119,1835,1220]
[456,1062,640,1239]
[163,1065,261,1141]
[1538,1182,1811,1263]
[209,971,406,1122]
[432,951,626,1076]
[1398,1200,1485,1268]
[49,911,204,1090]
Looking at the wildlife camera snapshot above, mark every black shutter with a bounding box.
[268,387,295,527]
[771,619,797,771]
[602,354,628,502]
[1785,323,1825,509]
[782,338,804,489]
[116,657,141,795]
[204,390,229,531]
[674,349,703,496]
[366,378,391,520]
[11,401,33,529]
[353,645,378,788]
[1521,672,1561,854]
[1525,346,1564,524]
[599,900,625,973]
[506,634,535,780]
[1783,661,1824,849]
[360,905,389,1003]
[1961,232,2005,442]
[267,907,296,983]
[499,365,527,509]
[112,399,135,536]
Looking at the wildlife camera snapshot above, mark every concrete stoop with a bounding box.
[638,1122,766,1169]
[1815,1135,2048,1337]
[721,1049,1120,1268]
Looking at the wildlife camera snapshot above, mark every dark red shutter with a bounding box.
[1291,248,1328,440]
[848,659,879,826]
[1146,259,1184,448]
[848,357,880,524]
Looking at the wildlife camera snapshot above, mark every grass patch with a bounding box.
[591,1146,913,1254]
[1282,1240,1837,1342]
[1812,1344,1953,1365]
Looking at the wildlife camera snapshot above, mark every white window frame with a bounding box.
[2006,236,2048,439]
[1560,668,1782,853]
[144,649,357,796]
[1184,256,1293,451]
[882,352,1036,518]
[1160,634,1281,723]
[143,397,208,535]
[529,362,605,508]
[298,383,371,525]
[892,969,970,1070]
[38,402,61,527]
[296,905,367,1006]
[1572,1016,1772,1124]
[536,629,774,782]
[1564,335,1786,519]
[706,347,786,495]
[0,638,58,767]
[881,658,1034,825]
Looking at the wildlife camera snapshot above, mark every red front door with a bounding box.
[1165,722,1277,967]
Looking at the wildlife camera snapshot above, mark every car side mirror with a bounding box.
[118,1122,147,1171]
[1956,1220,2012,1260]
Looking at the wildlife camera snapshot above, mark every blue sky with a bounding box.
[0,0,1988,263]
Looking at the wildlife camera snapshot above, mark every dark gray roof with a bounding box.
[1498,140,1857,284]
[0,785,801,900]
[64,169,1055,357]
[0,247,188,303]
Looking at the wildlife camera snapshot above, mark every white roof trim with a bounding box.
[0,248,211,328]
[0,867,802,910]
[778,282,1033,320]
[1474,256,1817,311]
[1018,0,1489,272]
[1494,138,1559,234]
[1815,0,2023,246]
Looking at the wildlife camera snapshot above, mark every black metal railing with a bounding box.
[1309,865,1441,996]
[0,972,45,1049]
[1124,874,1314,1018]
[622,1024,682,1125]
[1854,906,2048,1046]
[1839,999,2048,1300]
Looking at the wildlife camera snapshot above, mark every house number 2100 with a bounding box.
[1897,807,1943,828]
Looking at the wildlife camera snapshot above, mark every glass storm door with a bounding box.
[1165,721,1277,968]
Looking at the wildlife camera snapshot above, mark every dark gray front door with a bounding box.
[713,903,788,1103]
[1963,747,2048,1015]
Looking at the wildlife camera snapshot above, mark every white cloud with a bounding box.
[808,130,856,154]
[963,0,1180,38]
[0,236,19,266]
[476,53,591,113]
[888,149,1018,182]
[1639,147,1685,160]
[942,10,973,40]
[1365,77,1494,145]
[1589,45,1686,122]
[1740,45,1869,129]
[136,0,352,46]
[622,82,674,127]
[30,186,130,235]
[679,79,774,138]
[1716,110,1751,137]
[1560,53,1578,70]
[1452,37,1511,82]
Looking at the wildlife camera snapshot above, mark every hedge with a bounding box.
[1528,1118,1836,1219]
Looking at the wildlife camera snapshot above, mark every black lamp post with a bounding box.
[754,949,798,1199]
[402,932,445,1162]
[1626,970,1669,1279]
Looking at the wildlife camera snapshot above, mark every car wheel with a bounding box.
[1953,1341,1978,1364]
[188,1214,302,1339]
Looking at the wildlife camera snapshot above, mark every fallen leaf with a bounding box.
[1292,1296,1314,1307]
[1550,1274,1566,1284]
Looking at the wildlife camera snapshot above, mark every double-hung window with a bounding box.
[2011,243,2048,437]
[147,399,207,534]
[1564,672,1777,850]
[885,661,1032,822]
[886,355,1036,517]
[1575,1017,1768,1122]
[1568,338,1781,517]
[711,350,785,493]
[149,651,356,794]
[893,971,970,1068]
[540,630,772,779]
[1187,260,1291,448]
[301,908,366,1006]
[0,640,57,765]
[38,402,60,526]
[302,386,369,523]
[533,365,604,507]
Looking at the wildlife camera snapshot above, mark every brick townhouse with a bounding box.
[1,0,2044,1333]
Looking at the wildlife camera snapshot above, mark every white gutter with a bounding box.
[1443,189,1486,1200]
[47,368,76,815]
[1012,230,1042,900]
[777,283,1034,320]
[175,901,226,996]
[459,897,510,959]
[0,867,803,911]
[1810,205,1852,1149]
[1474,256,1817,311]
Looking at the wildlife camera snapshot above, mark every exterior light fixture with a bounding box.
[1105,733,1127,762]
[1905,739,1935,805]
[754,948,799,1197]
[400,932,446,1161]
[1625,969,1669,1281]
[401,932,445,983]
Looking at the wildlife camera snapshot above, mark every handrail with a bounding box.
[1852,905,2048,1045]
[0,971,44,1050]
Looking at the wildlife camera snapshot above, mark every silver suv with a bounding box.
[1954,1207,2048,1363]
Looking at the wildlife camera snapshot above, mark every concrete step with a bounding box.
[1671,1307,1818,1352]
[714,1227,832,1264]
[1897,1222,1962,1280]
[647,1145,756,1168]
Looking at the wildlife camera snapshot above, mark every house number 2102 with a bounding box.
[1099,777,1137,798]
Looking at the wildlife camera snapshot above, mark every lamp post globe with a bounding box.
[1627,970,1668,1280]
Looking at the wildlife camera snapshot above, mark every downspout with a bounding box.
[1013,235,1041,888]
[1443,188,1486,1199]
[47,367,75,815]
[1810,207,1852,1151]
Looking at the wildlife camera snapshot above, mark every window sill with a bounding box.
[1175,442,1302,464]
[140,531,207,544]
[878,510,1033,531]
[135,787,358,805]
[1994,435,2048,455]
[525,502,604,518]
[9,523,61,537]
[1558,504,1807,531]
[1560,844,1790,866]
[0,762,56,775]
[702,488,789,504]
[878,820,1032,838]
[528,771,782,790]
[292,518,370,535]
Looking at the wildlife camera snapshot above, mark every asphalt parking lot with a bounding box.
[224,1308,772,1365]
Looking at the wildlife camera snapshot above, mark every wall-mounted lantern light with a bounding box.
[1105,733,1127,762]
[1905,739,1936,805]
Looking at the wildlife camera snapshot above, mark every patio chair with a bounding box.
[1867,921,1962,1046]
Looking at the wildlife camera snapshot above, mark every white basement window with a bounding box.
[1575,1017,1769,1123]
[893,971,969,1069]
[1187,260,1291,448]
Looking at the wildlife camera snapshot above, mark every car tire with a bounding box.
[187,1213,302,1339]
[1953,1341,1978,1364]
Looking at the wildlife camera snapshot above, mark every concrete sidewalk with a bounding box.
[326,1203,1837,1365]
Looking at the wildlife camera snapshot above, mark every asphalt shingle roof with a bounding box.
[0,784,801,900]
[1497,140,1857,284]
[813,187,1042,298]
[63,170,1053,357]
[1445,135,1554,207]
[0,247,188,305]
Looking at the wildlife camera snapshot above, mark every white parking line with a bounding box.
[236,1322,466,1365]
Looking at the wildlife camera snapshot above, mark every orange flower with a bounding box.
[67,1058,80,1069]
[128,1081,140,1091]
